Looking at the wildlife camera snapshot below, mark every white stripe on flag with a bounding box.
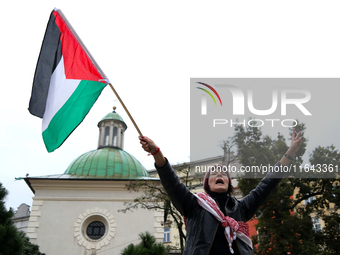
[42,56,81,131]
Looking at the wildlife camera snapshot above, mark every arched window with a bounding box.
[104,126,110,146]
[120,129,124,148]
[112,126,118,146]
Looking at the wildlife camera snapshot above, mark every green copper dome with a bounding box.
[64,148,150,179]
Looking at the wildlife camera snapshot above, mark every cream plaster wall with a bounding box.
[27,179,163,255]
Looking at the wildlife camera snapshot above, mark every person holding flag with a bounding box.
[139,128,303,255]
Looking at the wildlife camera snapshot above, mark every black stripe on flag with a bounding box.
[29,11,62,118]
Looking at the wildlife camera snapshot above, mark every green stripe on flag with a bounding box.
[42,80,107,152]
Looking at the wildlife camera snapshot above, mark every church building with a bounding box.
[20,108,163,255]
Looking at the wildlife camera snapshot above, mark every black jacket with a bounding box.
[156,159,283,255]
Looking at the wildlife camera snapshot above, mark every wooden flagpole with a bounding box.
[108,83,143,137]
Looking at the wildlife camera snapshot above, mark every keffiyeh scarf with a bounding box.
[194,192,253,254]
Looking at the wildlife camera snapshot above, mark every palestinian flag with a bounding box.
[29,9,109,152]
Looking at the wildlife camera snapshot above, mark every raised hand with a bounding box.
[139,136,159,154]
[288,128,304,156]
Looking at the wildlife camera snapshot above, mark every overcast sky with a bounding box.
[1,1,340,210]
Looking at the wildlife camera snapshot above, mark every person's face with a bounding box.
[208,168,229,193]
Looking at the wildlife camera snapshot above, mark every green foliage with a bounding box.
[120,231,168,255]
[23,236,46,255]
[234,121,340,254]
[0,183,45,255]
[0,182,25,255]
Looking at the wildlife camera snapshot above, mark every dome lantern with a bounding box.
[97,107,127,150]
[62,107,150,179]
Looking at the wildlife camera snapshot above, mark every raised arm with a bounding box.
[240,128,304,221]
[139,136,198,217]
[279,128,304,166]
